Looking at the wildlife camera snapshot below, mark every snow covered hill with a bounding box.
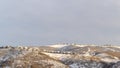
[0,44,120,68]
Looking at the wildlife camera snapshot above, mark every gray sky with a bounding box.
[0,0,120,46]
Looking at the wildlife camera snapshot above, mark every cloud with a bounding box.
[0,0,120,45]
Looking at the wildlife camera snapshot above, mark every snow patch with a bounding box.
[49,44,68,48]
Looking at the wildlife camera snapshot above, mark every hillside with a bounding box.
[0,44,120,68]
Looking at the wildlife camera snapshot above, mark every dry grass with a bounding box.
[104,51,120,58]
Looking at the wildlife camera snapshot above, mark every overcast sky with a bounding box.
[0,0,120,46]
